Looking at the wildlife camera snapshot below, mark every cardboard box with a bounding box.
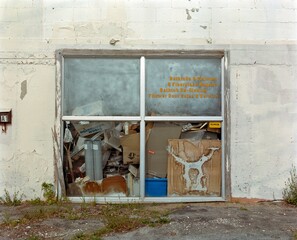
[146,123,182,178]
[120,133,140,164]
[167,139,221,196]
[72,121,113,137]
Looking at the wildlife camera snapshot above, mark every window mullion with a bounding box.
[140,56,146,198]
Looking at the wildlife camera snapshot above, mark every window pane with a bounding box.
[64,58,140,116]
[145,121,221,197]
[65,121,140,198]
[145,59,221,116]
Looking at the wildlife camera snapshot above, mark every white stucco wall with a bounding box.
[0,0,296,200]
[230,46,297,199]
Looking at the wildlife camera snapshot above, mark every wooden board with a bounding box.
[167,139,221,196]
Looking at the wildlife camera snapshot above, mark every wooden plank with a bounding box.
[167,139,221,196]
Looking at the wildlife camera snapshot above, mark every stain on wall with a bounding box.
[20,80,27,100]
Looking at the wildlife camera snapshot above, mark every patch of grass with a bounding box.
[0,189,23,206]
[293,230,297,240]
[22,207,64,223]
[60,206,90,220]
[72,232,103,240]
[1,211,23,227]
[71,232,87,240]
[26,196,71,206]
[1,203,98,228]
[26,197,44,205]
[239,206,248,211]
[283,166,297,205]
[1,206,66,227]
[2,211,14,225]
[72,203,170,240]
[1,201,172,239]
[25,235,41,240]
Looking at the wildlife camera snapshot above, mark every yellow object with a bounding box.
[209,122,221,128]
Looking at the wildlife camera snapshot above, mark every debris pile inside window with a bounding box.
[63,120,221,198]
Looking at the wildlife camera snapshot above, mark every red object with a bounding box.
[148,150,155,155]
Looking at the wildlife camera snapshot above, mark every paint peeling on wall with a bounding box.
[20,80,27,100]
[185,8,199,20]
[185,9,192,20]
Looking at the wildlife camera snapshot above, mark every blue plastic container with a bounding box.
[145,178,167,197]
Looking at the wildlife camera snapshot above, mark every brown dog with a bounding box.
[75,175,127,196]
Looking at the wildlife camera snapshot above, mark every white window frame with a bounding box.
[56,50,228,203]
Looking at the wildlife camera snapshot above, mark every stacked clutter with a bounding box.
[64,121,141,197]
[63,119,222,197]
[145,121,222,197]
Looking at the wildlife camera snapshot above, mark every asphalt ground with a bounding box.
[0,201,296,240]
[105,201,297,240]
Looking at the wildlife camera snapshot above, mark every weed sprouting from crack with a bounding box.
[283,165,297,206]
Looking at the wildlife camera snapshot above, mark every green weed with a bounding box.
[293,230,297,240]
[0,189,23,206]
[239,206,248,211]
[25,235,41,240]
[1,206,65,227]
[41,182,56,204]
[283,166,297,205]
[72,232,102,240]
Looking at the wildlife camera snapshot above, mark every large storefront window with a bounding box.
[61,51,225,202]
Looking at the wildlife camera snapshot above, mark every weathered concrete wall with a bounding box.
[0,0,296,200]
[229,46,297,199]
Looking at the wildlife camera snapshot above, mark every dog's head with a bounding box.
[75,176,90,185]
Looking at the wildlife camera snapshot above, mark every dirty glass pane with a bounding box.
[65,121,140,197]
[64,58,140,116]
[145,121,221,197]
[145,59,221,116]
